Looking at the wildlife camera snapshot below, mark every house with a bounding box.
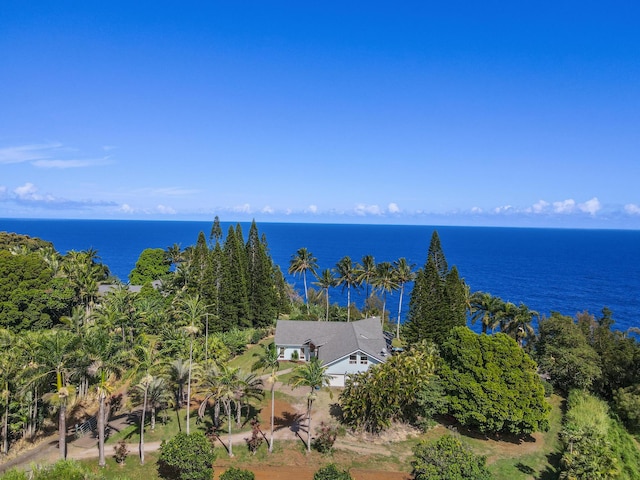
[274,317,390,387]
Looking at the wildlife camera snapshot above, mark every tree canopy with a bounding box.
[439,327,550,435]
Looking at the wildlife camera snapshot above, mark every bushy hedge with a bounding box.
[158,432,215,480]
[412,435,491,480]
[220,467,255,480]
[0,460,104,480]
[313,464,353,480]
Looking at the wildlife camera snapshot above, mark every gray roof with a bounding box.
[274,317,389,365]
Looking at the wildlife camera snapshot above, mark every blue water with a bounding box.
[1,218,639,334]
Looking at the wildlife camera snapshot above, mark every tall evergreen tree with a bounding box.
[246,221,277,327]
[405,231,467,345]
[219,225,250,330]
[210,215,223,247]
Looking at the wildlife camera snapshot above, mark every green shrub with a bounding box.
[1,460,106,480]
[412,435,491,480]
[220,467,255,480]
[313,464,353,480]
[0,469,28,480]
[158,432,216,480]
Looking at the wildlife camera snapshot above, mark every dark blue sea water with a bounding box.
[1,218,639,334]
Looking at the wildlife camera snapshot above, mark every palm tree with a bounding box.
[32,330,79,460]
[130,336,161,465]
[168,358,190,427]
[334,256,359,322]
[83,328,125,467]
[469,291,504,334]
[497,301,519,333]
[372,261,398,327]
[288,248,318,314]
[218,365,240,457]
[251,342,280,452]
[175,294,207,434]
[0,329,17,455]
[165,243,183,272]
[392,258,415,339]
[356,255,376,314]
[232,371,263,427]
[288,357,333,452]
[504,303,539,347]
[313,269,336,322]
[198,363,224,430]
[146,377,171,431]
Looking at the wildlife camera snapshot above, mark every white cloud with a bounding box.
[578,197,600,216]
[388,202,400,214]
[156,205,176,214]
[354,203,382,216]
[553,199,576,213]
[231,203,252,213]
[0,143,62,164]
[494,205,513,214]
[306,204,318,214]
[262,205,275,214]
[624,204,640,215]
[119,204,134,213]
[32,159,97,169]
[470,206,483,214]
[530,200,550,213]
[14,182,41,200]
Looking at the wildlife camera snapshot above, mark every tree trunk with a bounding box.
[303,272,309,314]
[347,286,351,322]
[269,384,275,453]
[396,285,403,339]
[59,404,67,460]
[214,401,220,428]
[325,289,329,322]
[186,338,193,435]
[227,401,233,457]
[306,399,312,452]
[30,387,38,439]
[2,390,9,455]
[98,393,106,467]
[151,406,156,431]
[139,387,147,465]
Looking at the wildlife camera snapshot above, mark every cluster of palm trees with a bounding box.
[288,248,416,334]
[469,291,539,347]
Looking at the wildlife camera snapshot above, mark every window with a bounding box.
[349,354,357,364]
[360,355,368,365]
[300,348,305,359]
[279,347,285,359]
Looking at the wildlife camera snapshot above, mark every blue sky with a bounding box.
[2,2,640,228]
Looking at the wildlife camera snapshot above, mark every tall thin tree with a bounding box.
[288,248,318,314]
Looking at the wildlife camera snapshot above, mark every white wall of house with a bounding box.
[325,351,384,387]
[277,345,311,361]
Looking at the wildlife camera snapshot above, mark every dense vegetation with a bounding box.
[1,219,639,480]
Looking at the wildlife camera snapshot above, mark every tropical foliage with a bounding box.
[411,434,492,480]
[439,327,550,435]
[340,344,438,433]
[157,431,216,480]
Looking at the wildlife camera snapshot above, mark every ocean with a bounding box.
[1,218,639,334]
